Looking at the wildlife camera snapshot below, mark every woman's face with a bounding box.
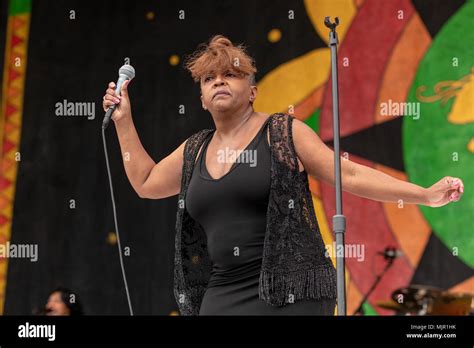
[45,291,71,316]
[200,70,256,113]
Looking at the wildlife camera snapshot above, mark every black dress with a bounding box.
[186,118,336,315]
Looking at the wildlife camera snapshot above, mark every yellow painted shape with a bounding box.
[267,28,282,43]
[169,54,180,66]
[254,48,330,113]
[468,137,474,153]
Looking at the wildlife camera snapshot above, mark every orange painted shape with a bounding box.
[7,86,20,99]
[447,277,473,294]
[1,159,14,173]
[374,13,431,124]
[4,122,17,133]
[347,275,364,315]
[0,196,8,210]
[308,175,321,198]
[11,17,25,30]
[294,85,325,121]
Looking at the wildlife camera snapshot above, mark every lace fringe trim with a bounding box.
[259,264,337,306]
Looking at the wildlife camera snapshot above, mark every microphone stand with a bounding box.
[324,16,347,316]
[353,255,396,315]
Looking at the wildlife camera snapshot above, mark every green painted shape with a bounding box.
[362,301,378,316]
[304,108,320,134]
[9,0,31,16]
[403,0,474,267]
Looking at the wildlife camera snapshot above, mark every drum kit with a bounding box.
[376,285,473,316]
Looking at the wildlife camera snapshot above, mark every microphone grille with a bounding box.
[119,64,135,80]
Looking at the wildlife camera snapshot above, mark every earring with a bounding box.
[203,106,207,110]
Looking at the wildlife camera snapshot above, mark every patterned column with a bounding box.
[0,0,31,314]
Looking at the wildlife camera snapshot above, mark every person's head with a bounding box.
[45,287,83,316]
[185,35,257,115]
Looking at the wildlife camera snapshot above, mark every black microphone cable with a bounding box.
[102,117,134,316]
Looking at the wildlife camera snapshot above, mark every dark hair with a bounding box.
[48,286,84,316]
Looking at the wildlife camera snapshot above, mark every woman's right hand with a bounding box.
[102,80,132,122]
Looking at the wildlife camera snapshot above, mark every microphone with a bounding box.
[377,247,403,260]
[102,64,135,129]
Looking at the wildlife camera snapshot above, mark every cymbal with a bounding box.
[376,285,473,315]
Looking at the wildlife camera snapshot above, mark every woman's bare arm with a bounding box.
[291,118,464,207]
[114,116,185,199]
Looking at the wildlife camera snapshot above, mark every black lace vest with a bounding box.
[174,113,337,315]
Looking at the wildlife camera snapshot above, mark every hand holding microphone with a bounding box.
[102,64,135,129]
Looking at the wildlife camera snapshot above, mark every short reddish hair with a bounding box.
[184,35,257,84]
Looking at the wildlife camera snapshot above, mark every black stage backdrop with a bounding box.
[4,0,469,316]
[4,0,324,315]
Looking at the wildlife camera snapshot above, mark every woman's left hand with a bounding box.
[425,176,464,207]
